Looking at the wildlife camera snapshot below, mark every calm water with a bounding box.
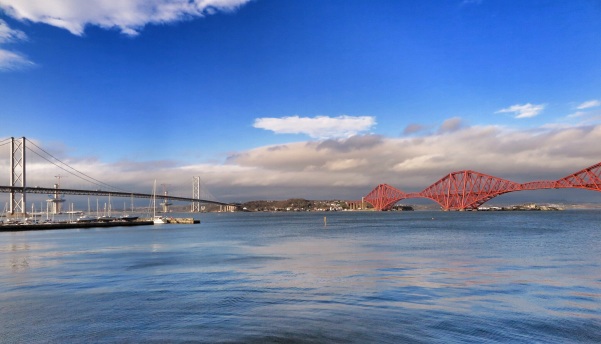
[1,211,600,343]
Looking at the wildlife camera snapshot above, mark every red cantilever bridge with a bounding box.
[362,161,601,211]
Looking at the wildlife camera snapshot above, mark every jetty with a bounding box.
[0,220,154,232]
[0,215,201,232]
[165,217,200,224]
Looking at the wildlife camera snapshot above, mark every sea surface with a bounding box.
[0,211,600,343]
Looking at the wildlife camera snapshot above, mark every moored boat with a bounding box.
[120,214,139,221]
[97,216,116,222]
[151,180,169,225]
[153,215,169,224]
[77,215,97,223]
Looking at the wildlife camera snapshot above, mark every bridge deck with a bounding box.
[0,186,230,206]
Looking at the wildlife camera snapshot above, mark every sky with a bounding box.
[1,0,601,205]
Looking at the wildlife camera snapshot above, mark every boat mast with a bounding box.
[152,180,157,218]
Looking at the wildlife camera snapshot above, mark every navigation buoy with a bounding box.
[324,216,327,227]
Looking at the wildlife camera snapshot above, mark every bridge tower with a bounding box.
[191,176,201,212]
[9,137,26,216]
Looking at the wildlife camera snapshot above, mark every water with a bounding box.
[1,211,600,343]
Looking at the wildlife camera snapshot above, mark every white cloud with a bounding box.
[567,111,586,119]
[0,0,250,70]
[0,0,252,36]
[496,103,545,119]
[0,19,26,42]
[564,103,601,125]
[253,115,376,139]
[0,48,33,70]
[461,0,483,5]
[0,19,33,70]
[577,99,600,110]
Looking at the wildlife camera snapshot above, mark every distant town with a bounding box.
[166,199,600,213]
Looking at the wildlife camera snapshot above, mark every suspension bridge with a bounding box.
[358,161,601,211]
[1,137,232,216]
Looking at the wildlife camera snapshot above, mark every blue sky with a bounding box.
[1,0,601,203]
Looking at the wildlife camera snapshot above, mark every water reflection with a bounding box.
[0,212,600,343]
[244,232,601,319]
[2,241,35,272]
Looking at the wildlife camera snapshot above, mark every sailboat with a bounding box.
[119,198,138,221]
[77,197,97,222]
[77,214,97,223]
[98,195,116,222]
[152,180,168,224]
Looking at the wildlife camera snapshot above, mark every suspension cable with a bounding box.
[25,139,128,192]
[0,138,12,147]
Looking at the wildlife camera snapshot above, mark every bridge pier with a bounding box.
[9,137,26,216]
[346,199,366,210]
[191,176,201,212]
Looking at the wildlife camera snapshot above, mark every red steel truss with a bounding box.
[364,161,601,211]
[555,162,601,191]
[420,170,522,211]
[363,184,407,211]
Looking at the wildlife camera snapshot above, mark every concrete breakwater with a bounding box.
[169,217,200,224]
[140,217,200,224]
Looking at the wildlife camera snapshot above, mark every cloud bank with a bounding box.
[203,122,601,201]
[0,0,252,36]
[6,120,601,203]
[253,115,377,139]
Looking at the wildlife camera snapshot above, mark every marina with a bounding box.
[0,213,200,232]
[1,162,202,232]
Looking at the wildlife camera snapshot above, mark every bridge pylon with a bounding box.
[9,137,26,216]
[191,176,201,212]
